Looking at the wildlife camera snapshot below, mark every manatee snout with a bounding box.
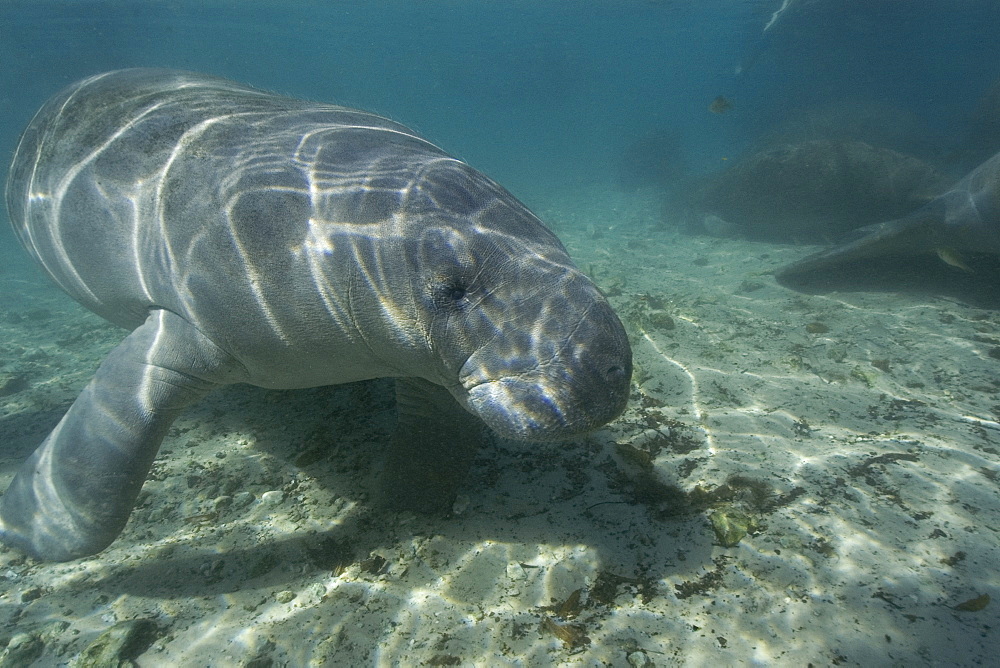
[462,299,632,441]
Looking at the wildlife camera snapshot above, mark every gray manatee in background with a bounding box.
[776,150,1000,280]
[0,69,632,562]
[696,140,951,243]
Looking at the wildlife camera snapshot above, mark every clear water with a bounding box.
[2,1,1000,665]
[1,1,991,200]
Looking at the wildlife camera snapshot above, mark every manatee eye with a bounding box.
[429,275,471,309]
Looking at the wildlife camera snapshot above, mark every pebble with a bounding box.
[451,494,470,515]
[20,586,43,603]
[260,490,284,505]
[233,491,255,507]
[506,562,527,581]
[627,650,652,667]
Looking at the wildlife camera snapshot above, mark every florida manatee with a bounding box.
[0,69,632,561]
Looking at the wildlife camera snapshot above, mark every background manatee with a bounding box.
[693,139,952,242]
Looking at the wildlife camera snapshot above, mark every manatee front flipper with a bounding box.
[381,377,488,514]
[0,310,246,561]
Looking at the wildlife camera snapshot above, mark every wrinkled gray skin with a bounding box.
[0,69,632,562]
[777,151,1000,280]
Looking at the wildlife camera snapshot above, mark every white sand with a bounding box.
[1,186,997,666]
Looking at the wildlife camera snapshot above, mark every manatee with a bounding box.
[0,69,632,562]
[776,151,1000,280]
[695,140,951,242]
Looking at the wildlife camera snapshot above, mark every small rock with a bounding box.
[20,586,43,602]
[451,494,470,515]
[260,490,284,505]
[275,590,296,604]
[385,561,409,579]
[506,562,527,581]
[627,650,653,667]
[233,491,255,507]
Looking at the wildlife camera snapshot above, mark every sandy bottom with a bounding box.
[1,186,998,667]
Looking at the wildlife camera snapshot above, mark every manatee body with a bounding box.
[697,140,950,243]
[0,69,631,562]
[776,150,1000,280]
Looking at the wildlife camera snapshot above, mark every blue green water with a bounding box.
[3,0,997,212]
[2,2,1000,666]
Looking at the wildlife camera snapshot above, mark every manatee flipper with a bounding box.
[381,377,488,513]
[0,310,245,561]
[775,208,944,282]
[777,150,1000,284]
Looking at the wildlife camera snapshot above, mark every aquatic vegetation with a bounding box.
[533,573,657,652]
[537,589,589,649]
[542,588,584,619]
[674,557,730,599]
[617,292,680,336]
[871,358,891,372]
[709,508,758,547]
[951,593,990,612]
[539,616,590,649]
[850,365,877,387]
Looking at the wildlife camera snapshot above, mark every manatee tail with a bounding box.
[775,207,944,283]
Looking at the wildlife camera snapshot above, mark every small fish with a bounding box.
[709,96,733,114]
[936,247,973,272]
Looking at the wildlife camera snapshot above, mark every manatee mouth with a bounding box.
[462,365,630,442]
